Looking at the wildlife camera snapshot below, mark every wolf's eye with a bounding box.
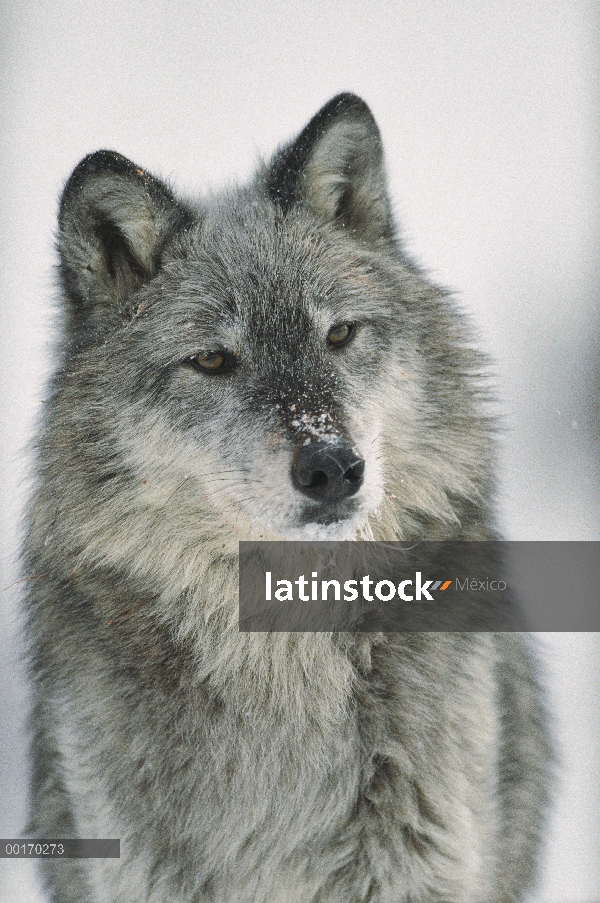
[327,322,355,348]
[191,351,227,373]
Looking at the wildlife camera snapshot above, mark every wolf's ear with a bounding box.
[58,151,190,331]
[266,94,393,243]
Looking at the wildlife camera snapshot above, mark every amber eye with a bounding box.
[327,322,355,348]
[191,351,226,372]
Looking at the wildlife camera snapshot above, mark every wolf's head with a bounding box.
[35,95,494,598]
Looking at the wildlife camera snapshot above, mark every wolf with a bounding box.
[24,94,550,902]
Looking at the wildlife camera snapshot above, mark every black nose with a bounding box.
[291,439,365,503]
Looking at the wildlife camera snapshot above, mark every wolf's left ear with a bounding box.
[58,151,191,336]
[266,94,393,243]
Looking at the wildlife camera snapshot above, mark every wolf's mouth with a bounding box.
[298,497,360,527]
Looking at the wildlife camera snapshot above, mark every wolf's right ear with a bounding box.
[58,151,190,335]
[266,94,393,244]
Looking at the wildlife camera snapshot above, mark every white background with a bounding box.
[1,2,598,901]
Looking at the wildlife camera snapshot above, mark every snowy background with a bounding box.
[1,2,599,900]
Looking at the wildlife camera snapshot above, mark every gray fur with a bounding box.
[24,93,551,902]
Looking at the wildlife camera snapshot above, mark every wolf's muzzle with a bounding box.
[291,439,365,504]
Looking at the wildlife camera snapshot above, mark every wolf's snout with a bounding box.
[291,440,365,503]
